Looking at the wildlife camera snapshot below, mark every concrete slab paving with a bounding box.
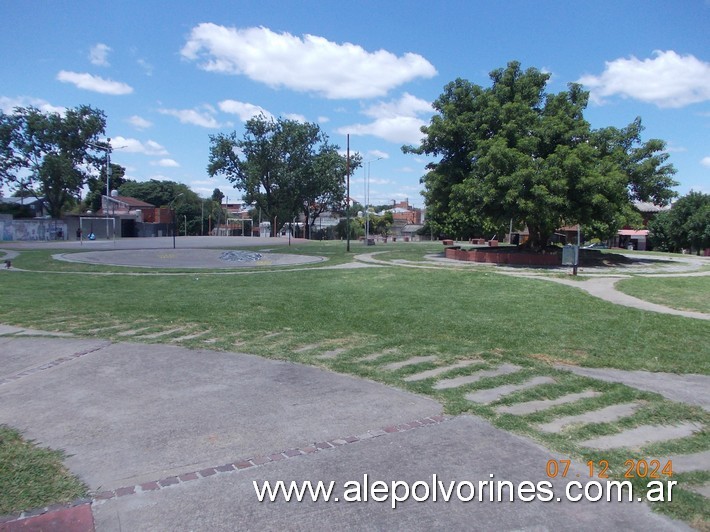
[358,349,398,362]
[116,326,152,337]
[496,390,601,415]
[687,482,710,498]
[53,248,325,269]
[555,365,710,411]
[580,422,703,450]
[655,450,710,474]
[0,324,28,335]
[315,348,348,360]
[465,377,556,404]
[537,402,641,433]
[0,337,109,379]
[433,363,521,390]
[170,330,211,342]
[382,355,438,371]
[293,343,321,353]
[15,328,75,337]
[91,416,686,532]
[403,359,482,382]
[0,339,441,492]
[134,327,187,339]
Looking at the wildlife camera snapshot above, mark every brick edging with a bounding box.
[0,498,92,526]
[91,414,449,503]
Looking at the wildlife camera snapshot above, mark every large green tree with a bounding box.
[0,106,108,217]
[649,191,710,253]
[207,114,359,238]
[405,62,677,249]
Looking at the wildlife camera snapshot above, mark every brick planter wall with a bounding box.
[445,248,560,266]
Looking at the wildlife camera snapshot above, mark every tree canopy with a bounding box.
[83,163,127,213]
[0,105,108,218]
[648,191,710,253]
[405,62,677,249]
[118,179,210,235]
[207,114,360,238]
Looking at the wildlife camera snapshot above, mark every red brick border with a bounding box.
[0,498,93,529]
[89,414,448,504]
[444,247,560,266]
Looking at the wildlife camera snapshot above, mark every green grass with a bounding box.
[615,276,710,314]
[0,425,86,515]
[0,241,708,524]
[3,256,706,374]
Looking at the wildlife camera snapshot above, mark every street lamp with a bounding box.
[87,139,112,238]
[87,138,112,197]
[169,193,184,249]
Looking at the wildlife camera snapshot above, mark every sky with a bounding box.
[1,0,708,208]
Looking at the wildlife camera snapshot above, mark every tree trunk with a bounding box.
[523,224,552,252]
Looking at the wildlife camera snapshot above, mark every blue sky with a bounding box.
[1,0,708,207]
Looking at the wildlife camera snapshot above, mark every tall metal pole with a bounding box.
[346,134,350,252]
[106,138,111,196]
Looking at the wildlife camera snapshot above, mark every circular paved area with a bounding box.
[54,248,326,269]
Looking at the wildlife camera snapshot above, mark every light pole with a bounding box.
[88,139,111,238]
[169,192,184,249]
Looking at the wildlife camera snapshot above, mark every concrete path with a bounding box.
[354,251,710,320]
[0,335,689,531]
[538,275,710,320]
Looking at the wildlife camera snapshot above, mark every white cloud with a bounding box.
[337,93,432,144]
[110,136,168,156]
[57,70,133,95]
[318,116,330,124]
[151,158,180,168]
[127,115,152,129]
[284,113,307,123]
[181,23,437,99]
[158,106,221,128]
[369,149,390,160]
[89,43,112,66]
[218,99,273,121]
[578,50,710,108]
[701,156,710,168]
[0,96,65,114]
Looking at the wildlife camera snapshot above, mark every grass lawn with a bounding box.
[0,241,708,525]
[616,276,710,314]
[0,425,86,515]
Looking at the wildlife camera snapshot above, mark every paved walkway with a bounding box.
[354,251,710,320]
[0,333,691,531]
